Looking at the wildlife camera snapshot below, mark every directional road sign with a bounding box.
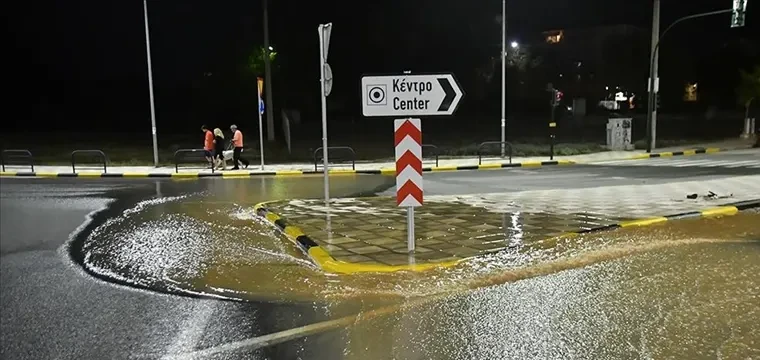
[362,74,464,117]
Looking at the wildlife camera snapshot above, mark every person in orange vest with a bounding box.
[230,124,249,170]
[201,125,214,169]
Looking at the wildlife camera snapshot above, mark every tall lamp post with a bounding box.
[263,0,275,142]
[500,0,506,157]
[142,0,159,167]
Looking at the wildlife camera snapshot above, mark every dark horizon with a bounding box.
[6,0,759,134]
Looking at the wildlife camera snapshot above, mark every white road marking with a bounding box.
[593,157,760,169]
[161,301,219,359]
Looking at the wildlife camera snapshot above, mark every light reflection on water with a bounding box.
[77,178,760,358]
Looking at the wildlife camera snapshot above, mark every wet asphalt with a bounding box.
[0,179,345,360]
[1,151,758,359]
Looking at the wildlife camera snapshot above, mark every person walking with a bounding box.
[213,128,227,170]
[201,125,214,169]
[230,124,249,170]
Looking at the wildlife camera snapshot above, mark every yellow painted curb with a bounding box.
[283,226,305,238]
[431,165,458,172]
[380,168,396,175]
[558,160,575,165]
[683,149,697,156]
[705,148,721,154]
[265,212,281,222]
[700,206,738,217]
[658,152,674,157]
[308,247,460,275]
[520,161,542,167]
[122,173,150,178]
[619,217,668,227]
[630,154,650,160]
[478,163,502,170]
[0,172,18,177]
[275,170,303,176]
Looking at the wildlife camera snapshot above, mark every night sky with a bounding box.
[7,0,759,134]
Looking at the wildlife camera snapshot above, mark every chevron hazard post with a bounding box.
[395,118,423,252]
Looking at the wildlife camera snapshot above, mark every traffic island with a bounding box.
[256,175,760,274]
[255,197,625,273]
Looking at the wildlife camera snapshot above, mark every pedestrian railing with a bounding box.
[477,141,513,165]
[1,149,34,172]
[422,144,440,167]
[313,146,356,171]
[71,150,108,173]
[174,149,214,173]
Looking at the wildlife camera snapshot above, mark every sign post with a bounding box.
[395,118,423,252]
[257,77,265,170]
[361,74,464,117]
[318,23,333,205]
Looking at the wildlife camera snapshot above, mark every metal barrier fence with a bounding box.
[174,149,213,173]
[1,149,34,172]
[422,144,439,167]
[477,141,513,165]
[313,146,356,171]
[71,150,108,173]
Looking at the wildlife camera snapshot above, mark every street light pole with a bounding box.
[142,0,159,167]
[500,0,507,157]
[647,0,660,153]
[263,0,275,142]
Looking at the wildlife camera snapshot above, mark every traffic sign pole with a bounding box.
[395,118,423,252]
[318,23,332,205]
[257,77,265,170]
[407,207,415,252]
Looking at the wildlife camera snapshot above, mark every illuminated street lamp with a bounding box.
[510,41,519,49]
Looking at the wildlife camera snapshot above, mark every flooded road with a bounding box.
[67,175,760,359]
[3,172,759,359]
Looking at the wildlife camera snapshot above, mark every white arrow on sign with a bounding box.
[361,74,464,117]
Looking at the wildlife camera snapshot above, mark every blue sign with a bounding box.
[259,98,265,115]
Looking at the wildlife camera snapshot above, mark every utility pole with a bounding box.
[500,0,507,157]
[142,0,159,167]
[647,0,660,153]
[263,0,275,142]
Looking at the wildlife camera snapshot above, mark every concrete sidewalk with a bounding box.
[257,175,760,273]
[1,139,754,177]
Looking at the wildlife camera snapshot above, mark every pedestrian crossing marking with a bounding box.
[592,157,760,169]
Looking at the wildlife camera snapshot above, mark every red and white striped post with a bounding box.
[394,118,423,252]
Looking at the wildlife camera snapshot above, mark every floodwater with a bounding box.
[75,176,760,359]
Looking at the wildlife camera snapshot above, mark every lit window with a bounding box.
[544,30,564,44]
[684,83,698,102]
